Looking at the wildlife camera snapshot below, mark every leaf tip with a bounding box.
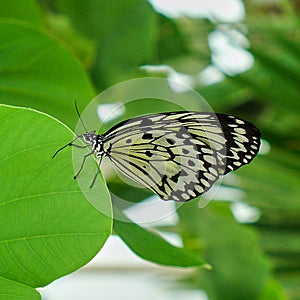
[203,263,213,270]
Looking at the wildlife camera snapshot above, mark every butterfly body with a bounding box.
[54,111,261,202]
[81,131,106,158]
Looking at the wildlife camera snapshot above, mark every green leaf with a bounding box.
[113,209,206,268]
[40,14,95,69]
[0,104,112,288]
[0,276,41,300]
[54,0,158,87]
[0,0,42,26]
[107,176,153,205]
[0,20,94,128]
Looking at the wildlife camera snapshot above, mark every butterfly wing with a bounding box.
[102,112,260,202]
[215,114,261,174]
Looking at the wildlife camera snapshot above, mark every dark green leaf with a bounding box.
[153,14,187,63]
[113,210,206,268]
[0,0,42,26]
[0,20,94,128]
[54,0,158,87]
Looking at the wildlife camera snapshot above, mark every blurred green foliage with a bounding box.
[0,0,299,299]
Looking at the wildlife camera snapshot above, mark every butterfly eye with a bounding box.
[82,134,90,142]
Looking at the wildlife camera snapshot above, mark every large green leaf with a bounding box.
[0,20,94,128]
[113,210,206,268]
[0,105,112,291]
[0,0,42,26]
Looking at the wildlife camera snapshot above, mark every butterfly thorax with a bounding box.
[82,131,109,158]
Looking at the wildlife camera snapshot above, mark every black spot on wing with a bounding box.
[145,150,153,157]
[182,149,189,154]
[166,138,175,145]
[142,133,153,140]
[140,118,154,126]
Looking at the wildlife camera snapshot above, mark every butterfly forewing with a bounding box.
[99,112,261,202]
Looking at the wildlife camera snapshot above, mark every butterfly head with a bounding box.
[80,130,99,145]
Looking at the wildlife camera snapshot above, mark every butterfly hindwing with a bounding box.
[216,114,261,174]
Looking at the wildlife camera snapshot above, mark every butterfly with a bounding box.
[53,105,261,202]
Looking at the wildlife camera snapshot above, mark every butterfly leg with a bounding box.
[52,139,89,158]
[89,155,103,189]
[74,152,94,179]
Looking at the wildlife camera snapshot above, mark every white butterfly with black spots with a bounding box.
[53,111,261,202]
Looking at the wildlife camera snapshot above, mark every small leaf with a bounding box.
[0,276,41,300]
[113,209,206,268]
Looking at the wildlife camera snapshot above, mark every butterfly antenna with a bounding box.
[75,101,89,133]
[52,137,79,158]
